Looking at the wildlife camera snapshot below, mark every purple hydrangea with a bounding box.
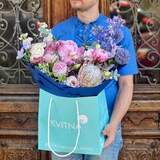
[114,47,130,65]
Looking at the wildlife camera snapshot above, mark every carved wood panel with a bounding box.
[0,84,160,160]
[120,139,160,160]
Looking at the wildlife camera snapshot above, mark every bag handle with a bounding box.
[47,98,80,158]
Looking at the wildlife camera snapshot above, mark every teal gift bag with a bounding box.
[38,89,109,157]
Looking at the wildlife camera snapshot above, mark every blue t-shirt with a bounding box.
[51,14,138,117]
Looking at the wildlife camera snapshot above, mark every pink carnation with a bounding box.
[57,40,83,65]
[52,61,67,77]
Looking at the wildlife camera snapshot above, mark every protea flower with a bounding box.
[78,64,103,87]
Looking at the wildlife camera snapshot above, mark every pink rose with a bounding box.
[52,61,68,77]
[65,76,79,88]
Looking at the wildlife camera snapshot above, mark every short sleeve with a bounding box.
[117,27,139,76]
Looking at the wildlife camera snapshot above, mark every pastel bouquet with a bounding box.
[17,17,129,96]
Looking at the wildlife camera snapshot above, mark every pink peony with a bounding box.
[57,40,83,65]
[52,61,68,77]
[65,76,79,88]
[92,48,109,63]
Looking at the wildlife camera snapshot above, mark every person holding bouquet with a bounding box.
[51,0,138,160]
[17,0,138,159]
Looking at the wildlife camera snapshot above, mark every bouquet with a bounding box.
[17,17,129,96]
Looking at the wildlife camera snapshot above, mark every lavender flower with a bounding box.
[95,16,124,50]
[22,37,33,50]
[114,47,130,65]
[17,48,24,59]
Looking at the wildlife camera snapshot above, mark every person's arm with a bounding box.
[103,75,133,148]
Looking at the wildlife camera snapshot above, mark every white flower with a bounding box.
[30,42,46,60]
[19,33,28,41]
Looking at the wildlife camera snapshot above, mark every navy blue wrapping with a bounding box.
[28,63,116,97]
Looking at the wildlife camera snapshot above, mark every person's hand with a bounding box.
[103,123,117,148]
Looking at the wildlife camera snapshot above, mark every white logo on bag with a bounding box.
[50,115,88,129]
[79,115,88,124]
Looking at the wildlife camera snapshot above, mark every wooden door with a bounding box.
[0,0,160,160]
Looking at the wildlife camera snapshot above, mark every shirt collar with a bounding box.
[74,13,107,27]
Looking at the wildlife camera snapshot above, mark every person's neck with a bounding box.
[77,5,100,24]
